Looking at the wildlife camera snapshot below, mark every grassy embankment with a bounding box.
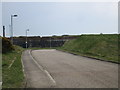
[58,34,119,63]
[2,45,25,88]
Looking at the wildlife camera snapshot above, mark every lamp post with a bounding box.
[11,14,18,44]
[26,29,29,48]
[50,37,51,48]
[3,26,5,37]
[40,36,42,48]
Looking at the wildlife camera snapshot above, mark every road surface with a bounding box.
[22,49,118,88]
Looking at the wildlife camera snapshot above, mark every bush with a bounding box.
[2,37,14,53]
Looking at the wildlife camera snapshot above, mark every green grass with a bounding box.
[2,45,25,88]
[58,34,119,63]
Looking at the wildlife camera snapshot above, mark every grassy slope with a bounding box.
[2,45,25,88]
[59,34,119,63]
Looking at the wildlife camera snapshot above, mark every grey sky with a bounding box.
[1,2,118,37]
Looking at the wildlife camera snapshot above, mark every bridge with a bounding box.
[10,36,79,48]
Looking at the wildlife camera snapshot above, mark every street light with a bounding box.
[50,37,51,48]
[11,14,18,44]
[26,29,29,48]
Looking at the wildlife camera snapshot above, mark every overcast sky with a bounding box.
[1,2,118,37]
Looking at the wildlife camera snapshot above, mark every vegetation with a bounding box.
[2,45,25,88]
[2,34,119,88]
[2,37,14,53]
[58,34,119,63]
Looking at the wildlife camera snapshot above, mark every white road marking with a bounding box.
[21,53,24,69]
[29,50,44,71]
[8,58,15,69]
[44,70,56,86]
[29,50,56,86]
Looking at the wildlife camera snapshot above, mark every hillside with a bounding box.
[59,34,119,63]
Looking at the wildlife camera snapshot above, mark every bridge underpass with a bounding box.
[12,37,69,48]
[27,40,66,48]
[9,36,78,48]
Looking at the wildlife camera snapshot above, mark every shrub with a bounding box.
[2,37,14,53]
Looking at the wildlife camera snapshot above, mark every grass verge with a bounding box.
[57,34,119,63]
[2,45,25,88]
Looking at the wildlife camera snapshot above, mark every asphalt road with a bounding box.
[22,49,118,88]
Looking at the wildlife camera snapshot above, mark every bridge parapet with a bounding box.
[7,35,79,48]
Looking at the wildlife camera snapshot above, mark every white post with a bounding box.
[26,29,29,48]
